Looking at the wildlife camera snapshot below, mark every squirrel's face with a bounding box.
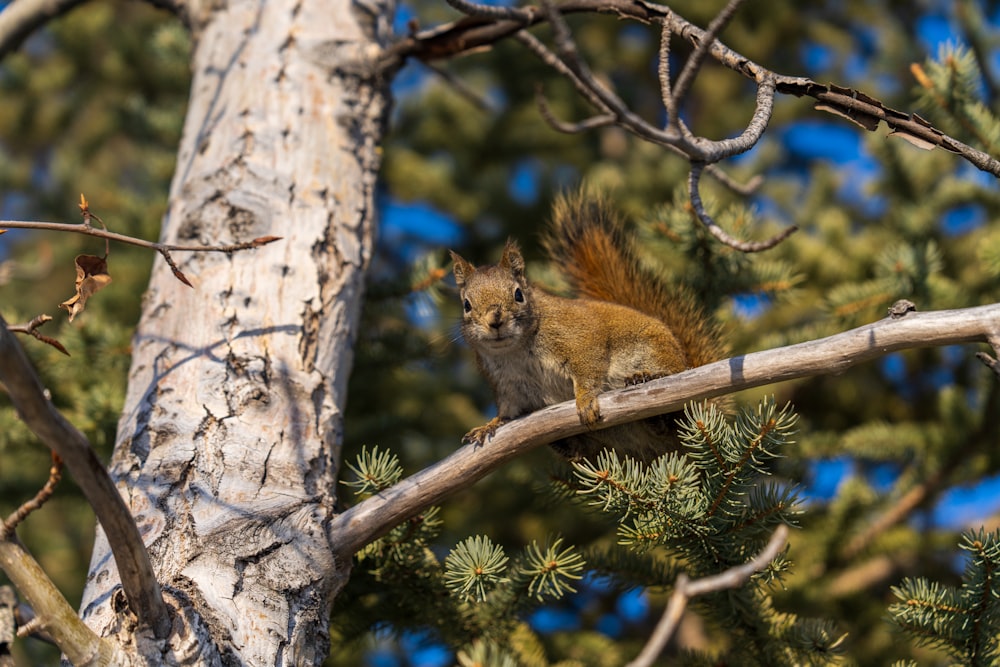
[457,266,535,350]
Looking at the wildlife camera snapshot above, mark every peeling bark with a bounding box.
[78,0,394,663]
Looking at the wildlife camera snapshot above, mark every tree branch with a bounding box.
[688,162,796,252]
[0,0,87,59]
[2,454,62,535]
[0,313,171,640]
[380,0,1000,178]
[6,315,68,356]
[0,536,123,665]
[0,211,281,289]
[668,0,746,121]
[331,303,1000,557]
[626,524,789,667]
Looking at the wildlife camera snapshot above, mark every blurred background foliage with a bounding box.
[1,0,1000,664]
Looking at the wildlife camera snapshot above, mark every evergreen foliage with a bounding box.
[888,528,1000,665]
[335,401,845,665]
[2,0,1000,665]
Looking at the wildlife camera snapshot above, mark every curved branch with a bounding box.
[0,537,123,665]
[0,0,87,60]
[381,0,1000,178]
[688,163,796,252]
[331,303,1000,557]
[444,0,532,23]
[0,313,171,639]
[626,524,789,667]
[669,0,746,113]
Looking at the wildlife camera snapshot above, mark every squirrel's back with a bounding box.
[542,190,727,370]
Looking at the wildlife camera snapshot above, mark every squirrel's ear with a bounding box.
[450,250,473,287]
[500,239,525,279]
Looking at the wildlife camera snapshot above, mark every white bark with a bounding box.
[78,0,393,663]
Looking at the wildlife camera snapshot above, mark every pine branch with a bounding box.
[331,302,1000,557]
[626,524,789,667]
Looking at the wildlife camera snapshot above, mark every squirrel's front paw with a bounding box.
[625,371,665,386]
[576,397,602,429]
[462,416,509,445]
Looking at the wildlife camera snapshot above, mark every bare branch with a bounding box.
[0,313,171,639]
[626,524,789,667]
[6,315,69,356]
[976,333,1000,377]
[0,218,282,254]
[423,61,496,112]
[669,0,746,130]
[0,0,87,59]
[534,85,616,133]
[331,303,1000,557]
[692,71,776,162]
[514,30,616,120]
[1,454,62,535]
[381,0,1000,178]
[0,213,281,288]
[688,163,796,252]
[0,537,122,665]
[704,165,763,196]
[444,0,532,22]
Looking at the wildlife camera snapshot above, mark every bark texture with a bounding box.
[78,0,393,662]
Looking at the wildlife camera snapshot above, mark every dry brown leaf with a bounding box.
[59,254,112,322]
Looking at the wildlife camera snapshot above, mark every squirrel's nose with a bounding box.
[488,308,503,330]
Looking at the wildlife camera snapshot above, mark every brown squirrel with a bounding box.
[450,190,726,462]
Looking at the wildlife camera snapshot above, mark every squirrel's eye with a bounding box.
[463,298,472,313]
[513,287,524,303]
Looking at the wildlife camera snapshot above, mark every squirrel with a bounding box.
[450,190,727,462]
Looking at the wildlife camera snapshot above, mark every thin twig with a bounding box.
[0,215,280,288]
[423,60,496,112]
[0,219,281,254]
[626,524,789,667]
[670,0,747,123]
[6,315,69,356]
[975,333,1000,377]
[1,454,62,537]
[688,163,796,252]
[534,85,615,133]
[515,30,614,118]
[705,165,763,195]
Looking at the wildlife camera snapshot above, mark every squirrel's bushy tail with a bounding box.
[542,189,726,369]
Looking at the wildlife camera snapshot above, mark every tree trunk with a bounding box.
[78,0,393,662]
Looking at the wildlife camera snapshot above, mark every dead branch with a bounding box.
[976,333,1000,377]
[1,454,62,536]
[428,0,791,248]
[0,536,124,665]
[0,0,87,59]
[626,524,790,667]
[331,302,1000,558]
[688,162,797,252]
[378,0,1000,179]
[1,197,281,288]
[6,315,69,356]
[0,313,171,640]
